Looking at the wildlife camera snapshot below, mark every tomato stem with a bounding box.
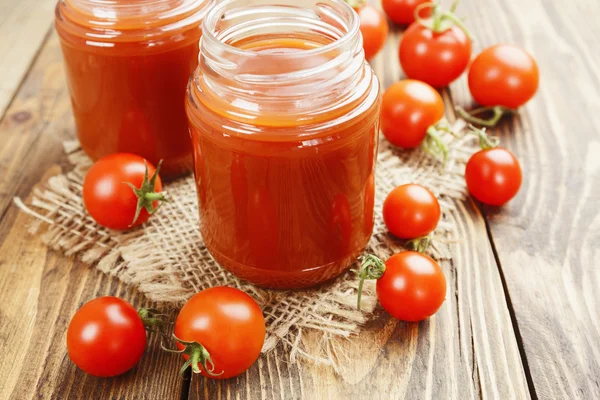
[406,236,433,253]
[456,105,511,127]
[138,308,167,330]
[138,308,173,343]
[449,0,459,13]
[123,159,169,227]
[355,254,387,310]
[430,3,442,31]
[415,1,473,40]
[144,192,165,201]
[162,334,224,377]
[422,125,449,164]
[468,125,501,149]
[439,7,473,40]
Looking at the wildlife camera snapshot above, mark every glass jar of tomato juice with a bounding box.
[186,0,381,289]
[55,0,214,178]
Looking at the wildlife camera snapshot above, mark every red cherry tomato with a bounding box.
[174,287,266,379]
[383,183,440,239]
[67,297,147,377]
[381,80,444,148]
[357,5,389,60]
[83,153,165,230]
[382,0,431,25]
[468,44,539,109]
[399,23,471,88]
[465,147,522,206]
[377,252,446,321]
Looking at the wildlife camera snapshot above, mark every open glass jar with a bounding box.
[55,0,214,178]
[186,0,381,289]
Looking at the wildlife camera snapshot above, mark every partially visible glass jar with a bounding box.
[55,0,213,178]
[186,0,381,289]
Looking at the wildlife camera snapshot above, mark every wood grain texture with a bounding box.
[0,32,66,216]
[452,0,600,398]
[0,31,186,400]
[0,0,57,118]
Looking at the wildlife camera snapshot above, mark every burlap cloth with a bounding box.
[17,120,474,370]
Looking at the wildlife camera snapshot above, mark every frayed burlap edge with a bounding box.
[15,120,474,371]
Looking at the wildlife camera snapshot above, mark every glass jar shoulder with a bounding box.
[55,0,212,54]
[186,64,381,148]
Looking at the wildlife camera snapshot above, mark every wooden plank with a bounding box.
[188,10,530,396]
[454,0,600,398]
[0,33,67,218]
[0,35,185,400]
[0,0,56,118]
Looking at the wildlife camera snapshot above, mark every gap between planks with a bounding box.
[481,205,539,400]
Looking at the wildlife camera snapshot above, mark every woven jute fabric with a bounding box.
[18,120,474,370]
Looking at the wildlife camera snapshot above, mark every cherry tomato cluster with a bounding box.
[357,182,446,321]
[67,287,265,379]
[352,0,536,207]
[351,0,538,322]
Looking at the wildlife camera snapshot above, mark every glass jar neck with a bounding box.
[192,0,375,127]
[56,0,212,45]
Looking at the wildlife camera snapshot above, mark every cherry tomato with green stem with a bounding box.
[383,183,440,250]
[170,287,266,379]
[457,44,539,127]
[381,80,450,162]
[382,0,431,25]
[67,297,163,377]
[399,2,472,88]
[83,154,167,230]
[354,3,389,60]
[465,127,522,206]
[356,253,446,321]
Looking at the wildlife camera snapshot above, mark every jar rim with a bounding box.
[56,0,213,45]
[64,0,208,27]
[201,0,360,60]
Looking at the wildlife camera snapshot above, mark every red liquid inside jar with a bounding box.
[186,0,381,288]
[55,0,213,177]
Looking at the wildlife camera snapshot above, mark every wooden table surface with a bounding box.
[1,0,599,399]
